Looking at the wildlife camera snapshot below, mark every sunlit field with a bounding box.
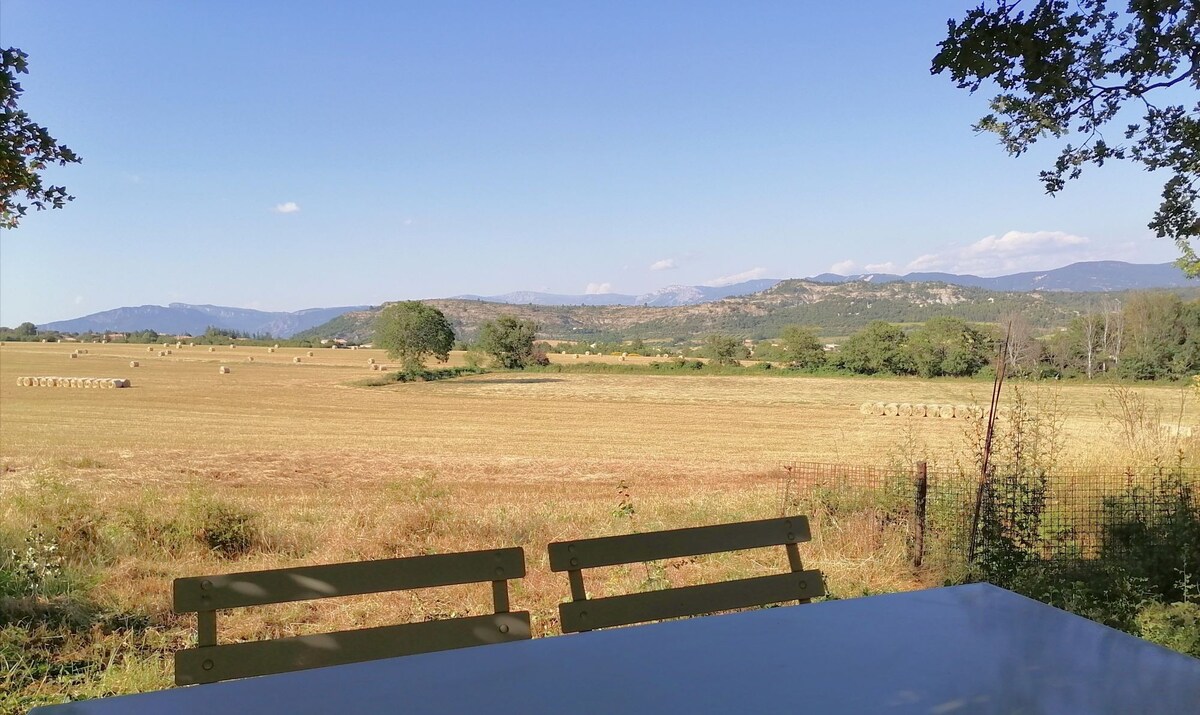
[1,341,1196,709]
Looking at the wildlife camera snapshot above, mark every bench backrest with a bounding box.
[548,516,823,632]
[173,547,529,685]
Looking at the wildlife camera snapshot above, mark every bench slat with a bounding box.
[175,548,525,613]
[175,611,532,685]
[558,571,824,633]
[548,517,811,571]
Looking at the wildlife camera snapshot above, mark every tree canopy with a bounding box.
[2,48,81,229]
[477,315,539,369]
[374,301,456,371]
[932,1,1199,275]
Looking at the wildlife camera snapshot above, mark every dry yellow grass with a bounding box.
[1,341,1196,706]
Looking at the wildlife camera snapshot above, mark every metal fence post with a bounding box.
[913,461,928,568]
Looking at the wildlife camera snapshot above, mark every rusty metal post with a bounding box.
[913,461,928,567]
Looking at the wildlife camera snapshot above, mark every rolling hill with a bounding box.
[38,303,373,338]
[295,280,1200,344]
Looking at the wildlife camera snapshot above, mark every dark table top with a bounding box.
[32,584,1200,714]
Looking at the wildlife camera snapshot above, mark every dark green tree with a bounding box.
[932,2,1200,275]
[477,315,539,369]
[2,48,82,229]
[15,321,36,336]
[703,334,748,366]
[778,325,826,369]
[834,321,913,375]
[374,301,455,372]
[908,317,991,377]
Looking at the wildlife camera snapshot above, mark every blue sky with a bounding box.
[0,1,1182,325]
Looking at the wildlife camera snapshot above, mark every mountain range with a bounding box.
[807,260,1191,292]
[32,261,1196,338]
[37,303,372,338]
[451,279,782,307]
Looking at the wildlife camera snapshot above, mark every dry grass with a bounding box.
[0,341,1196,708]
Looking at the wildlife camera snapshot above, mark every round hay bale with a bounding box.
[954,404,970,419]
[175,342,182,348]
[229,344,236,349]
[859,402,872,415]
[165,349,172,355]
[912,403,927,417]
[884,402,900,417]
[208,347,215,352]
[158,351,166,357]
[926,404,941,417]
[899,403,914,417]
[130,361,139,368]
[274,344,280,349]
[307,351,314,357]
[871,402,885,416]
[560,350,567,355]
[368,358,375,365]
[940,404,955,419]
[247,356,255,362]
[293,357,301,363]
[574,354,579,359]
[619,356,626,362]
[69,353,78,359]
[147,346,154,352]
[219,366,230,374]
[268,347,275,353]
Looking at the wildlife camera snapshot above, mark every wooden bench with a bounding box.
[173,547,529,685]
[548,516,824,632]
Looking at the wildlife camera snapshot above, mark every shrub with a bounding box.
[184,496,259,558]
[1137,602,1200,658]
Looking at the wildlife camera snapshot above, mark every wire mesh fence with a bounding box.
[777,461,1200,576]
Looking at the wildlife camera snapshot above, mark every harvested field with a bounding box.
[0,341,1196,708]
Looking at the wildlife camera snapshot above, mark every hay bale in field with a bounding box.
[69,353,78,359]
[859,402,872,415]
[367,358,375,365]
[147,346,154,353]
[954,404,970,418]
[293,357,302,363]
[872,402,885,416]
[307,351,314,357]
[219,366,230,374]
[208,347,215,352]
[560,350,566,355]
[619,356,626,362]
[912,403,927,417]
[884,402,900,417]
[925,404,941,417]
[247,356,254,362]
[268,347,275,353]
[229,344,236,349]
[899,403,914,417]
[574,354,580,359]
[158,351,167,357]
[939,404,955,419]
[175,342,182,348]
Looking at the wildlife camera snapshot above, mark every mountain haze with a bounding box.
[38,303,373,338]
[807,261,1191,292]
[451,279,782,307]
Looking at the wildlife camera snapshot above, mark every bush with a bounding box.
[184,496,259,558]
[1137,602,1200,658]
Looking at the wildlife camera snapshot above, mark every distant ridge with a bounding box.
[38,303,373,338]
[806,260,1191,292]
[451,279,782,307]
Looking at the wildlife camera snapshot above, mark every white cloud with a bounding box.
[863,262,898,273]
[273,201,300,214]
[650,258,678,271]
[904,230,1092,275]
[585,282,613,294]
[829,260,857,274]
[706,267,768,287]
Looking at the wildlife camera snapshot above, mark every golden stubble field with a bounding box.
[0,340,1197,706]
